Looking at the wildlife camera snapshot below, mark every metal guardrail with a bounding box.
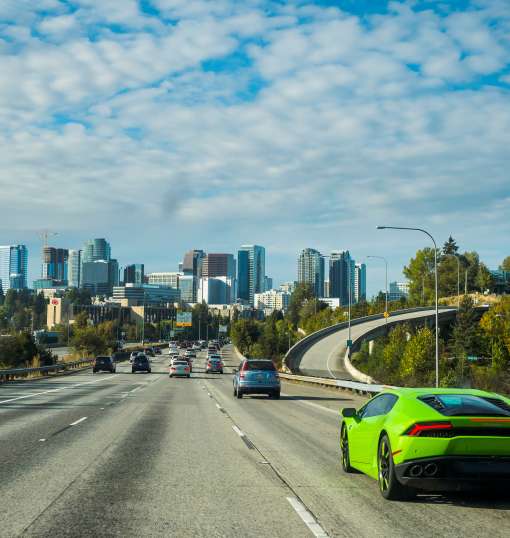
[0,358,95,382]
[279,373,383,394]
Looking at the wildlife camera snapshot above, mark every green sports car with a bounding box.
[340,387,510,500]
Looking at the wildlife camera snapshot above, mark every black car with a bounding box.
[132,354,151,373]
[144,347,155,357]
[93,356,116,373]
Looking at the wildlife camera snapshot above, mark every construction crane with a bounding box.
[38,230,58,278]
[39,230,58,247]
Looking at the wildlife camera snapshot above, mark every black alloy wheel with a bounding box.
[340,425,355,473]
[378,435,414,500]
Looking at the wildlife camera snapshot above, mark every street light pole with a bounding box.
[367,255,388,324]
[377,225,439,388]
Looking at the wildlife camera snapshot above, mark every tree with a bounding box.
[382,324,409,384]
[500,257,510,272]
[403,248,436,305]
[287,283,314,328]
[479,297,510,370]
[64,288,92,306]
[230,319,261,357]
[475,263,494,293]
[32,293,47,330]
[399,327,435,385]
[443,236,459,255]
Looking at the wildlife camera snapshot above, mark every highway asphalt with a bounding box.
[1,344,509,537]
[298,308,456,379]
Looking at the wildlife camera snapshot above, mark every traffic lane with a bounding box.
[0,374,167,537]
[0,372,163,491]
[206,373,510,538]
[21,367,313,538]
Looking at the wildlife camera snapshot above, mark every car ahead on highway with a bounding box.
[132,354,151,374]
[206,357,223,374]
[169,360,191,378]
[185,350,196,359]
[340,387,510,500]
[93,356,116,373]
[144,347,155,357]
[233,359,280,399]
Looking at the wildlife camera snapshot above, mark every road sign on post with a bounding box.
[176,312,192,327]
[383,311,390,318]
[346,339,353,348]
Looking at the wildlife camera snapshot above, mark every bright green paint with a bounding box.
[341,387,510,481]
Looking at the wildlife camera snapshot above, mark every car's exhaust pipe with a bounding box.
[424,463,438,477]
[409,464,423,477]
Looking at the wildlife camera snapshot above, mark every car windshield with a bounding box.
[419,394,510,417]
[243,361,276,371]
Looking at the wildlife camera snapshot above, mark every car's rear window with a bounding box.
[174,361,187,366]
[96,357,109,363]
[242,361,276,371]
[419,394,510,417]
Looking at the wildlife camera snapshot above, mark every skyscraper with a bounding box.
[42,247,68,284]
[182,249,205,303]
[0,245,28,291]
[68,250,81,288]
[82,238,111,263]
[329,250,351,304]
[202,253,235,279]
[81,238,117,294]
[297,248,324,297]
[124,264,144,286]
[201,253,236,304]
[354,263,367,302]
[238,245,265,305]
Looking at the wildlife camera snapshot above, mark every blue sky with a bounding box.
[0,0,509,295]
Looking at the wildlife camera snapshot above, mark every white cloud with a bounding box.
[0,0,509,290]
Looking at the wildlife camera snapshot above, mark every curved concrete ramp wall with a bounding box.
[285,307,457,380]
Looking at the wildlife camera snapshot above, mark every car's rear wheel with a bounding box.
[236,388,243,399]
[378,435,414,500]
[340,425,355,473]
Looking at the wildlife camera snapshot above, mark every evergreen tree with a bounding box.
[442,236,459,255]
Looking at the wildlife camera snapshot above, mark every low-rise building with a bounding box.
[389,281,409,301]
[254,289,290,313]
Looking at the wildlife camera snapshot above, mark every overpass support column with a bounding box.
[369,340,374,355]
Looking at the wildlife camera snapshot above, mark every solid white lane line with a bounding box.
[69,416,87,426]
[287,497,329,538]
[0,376,111,405]
[280,393,339,416]
[232,425,245,437]
[129,386,142,393]
[39,438,46,442]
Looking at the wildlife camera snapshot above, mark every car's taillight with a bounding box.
[170,367,176,371]
[404,422,453,437]
[239,372,245,379]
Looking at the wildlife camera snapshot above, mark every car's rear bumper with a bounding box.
[238,384,280,394]
[395,456,510,491]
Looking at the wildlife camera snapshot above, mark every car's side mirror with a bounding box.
[233,368,238,373]
[342,408,357,418]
